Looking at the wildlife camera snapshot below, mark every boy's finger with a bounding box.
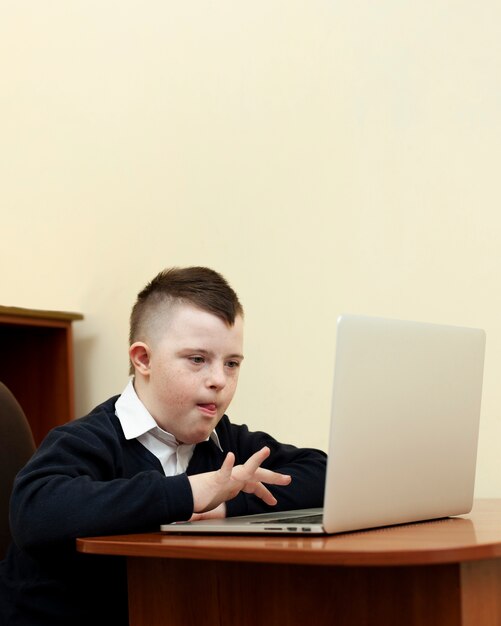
[253,467,292,485]
[244,482,278,506]
[241,446,271,475]
[219,452,235,479]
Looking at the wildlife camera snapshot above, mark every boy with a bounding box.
[0,267,327,625]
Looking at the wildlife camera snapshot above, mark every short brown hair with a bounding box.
[129,267,243,374]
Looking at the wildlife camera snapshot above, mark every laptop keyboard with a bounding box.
[251,513,323,525]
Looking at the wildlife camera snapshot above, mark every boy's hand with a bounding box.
[189,503,227,521]
[188,446,292,515]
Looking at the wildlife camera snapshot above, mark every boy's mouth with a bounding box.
[197,403,217,415]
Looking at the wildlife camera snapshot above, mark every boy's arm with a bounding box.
[10,415,301,547]
[9,421,195,549]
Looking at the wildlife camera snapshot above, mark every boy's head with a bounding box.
[128,267,245,443]
[129,266,244,375]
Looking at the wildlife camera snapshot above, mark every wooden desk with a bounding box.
[0,305,83,445]
[77,499,501,626]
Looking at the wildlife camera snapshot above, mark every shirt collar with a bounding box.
[115,379,223,451]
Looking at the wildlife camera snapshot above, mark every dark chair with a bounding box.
[0,382,36,560]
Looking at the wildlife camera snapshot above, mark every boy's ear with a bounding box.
[129,342,151,376]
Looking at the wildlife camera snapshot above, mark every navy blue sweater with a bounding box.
[0,395,326,625]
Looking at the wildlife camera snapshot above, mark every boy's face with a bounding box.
[131,302,244,444]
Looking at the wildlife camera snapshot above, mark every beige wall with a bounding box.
[1,2,500,496]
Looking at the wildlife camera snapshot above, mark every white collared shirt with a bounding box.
[115,379,222,476]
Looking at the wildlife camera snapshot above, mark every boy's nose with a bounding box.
[206,365,226,390]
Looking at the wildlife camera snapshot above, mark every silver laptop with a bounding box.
[161,314,486,535]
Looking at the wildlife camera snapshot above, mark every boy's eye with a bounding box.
[189,356,205,364]
[226,360,240,369]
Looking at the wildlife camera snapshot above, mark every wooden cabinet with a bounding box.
[0,306,83,446]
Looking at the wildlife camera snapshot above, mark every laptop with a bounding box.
[161,314,486,535]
